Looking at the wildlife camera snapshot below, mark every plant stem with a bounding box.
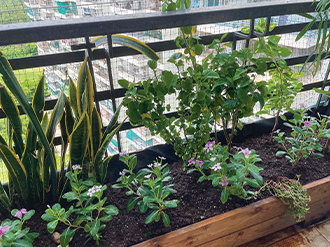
[270,109,281,143]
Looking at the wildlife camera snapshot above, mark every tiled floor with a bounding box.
[242,218,330,247]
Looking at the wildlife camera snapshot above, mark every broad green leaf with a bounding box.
[101,103,122,144]
[69,77,79,118]
[47,220,58,233]
[90,218,100,236]
[162,212,170,227]
[69,111,89,167]
[0,85,24,158]
[103,205,119,215]
[0,144,29,206]
[43,92,64,199]
[221,188,228,204]
[94,122,123,183]
[118,79,130,89]
[145,210,159,224]
[127,197,139,211]
[60,228,76,247]
[91,107,102,158]
[112,35,159,61]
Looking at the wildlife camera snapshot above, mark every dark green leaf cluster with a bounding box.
[112,155,179,227]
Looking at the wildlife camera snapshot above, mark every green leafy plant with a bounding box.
[66,59,124,184]
[0,35,157,209]
[253,35,304,141]
[274,107,328,168]
[188,142,263,203]
[42,166,119,246]
[296,0,330,73]
[112,154,179,227]
[0,208,39,246]
[268,176,311,221]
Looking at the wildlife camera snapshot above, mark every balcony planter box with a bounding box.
[132,176,330,247]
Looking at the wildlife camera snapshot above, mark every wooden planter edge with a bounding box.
[132,176,330,247]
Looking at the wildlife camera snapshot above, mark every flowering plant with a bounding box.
[0,209,38,246]
[112,153,179,227]
[188,141,263,203]
[42,165,118,247]
[274,108,328,168]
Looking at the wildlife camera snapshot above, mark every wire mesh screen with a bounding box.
[0,0,327,183]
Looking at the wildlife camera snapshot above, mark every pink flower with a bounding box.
[147,164,153,168]
[196,160,204,168]
[212,163,221,172]
[239,148,251,158]
[119,171,125,176]
[0,225,9,238]
[94,185,102,192]
[119,151,127,156]
[299,103,306,109]
[87,188,95,197]
[204,141,215,152]
[304,121,312,127]
[188,157,195,166]
[15,208,27,219]
[219,177,229,186]
[72,165,82,170]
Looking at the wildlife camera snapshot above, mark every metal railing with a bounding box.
[0,0,325,150]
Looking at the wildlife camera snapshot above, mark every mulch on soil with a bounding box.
[6,127,330,247]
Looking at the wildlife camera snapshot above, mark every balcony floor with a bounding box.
[242,217,330,247]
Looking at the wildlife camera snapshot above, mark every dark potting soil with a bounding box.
[7,127,330,247]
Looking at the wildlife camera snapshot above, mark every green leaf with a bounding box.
[118,79,130,89]
[60,228,76,247]
[137,200,148,213]
[163,199,179,208]
[162,212,170,227]
[99,215,112,222]
[69,111,89,168]
[202,69,219,79]
[112,34,159,61]
[127,197,139,211]
[276,151,287,156]
[145,210,159,224]
[148,60,157,70]
[103,205,119,215]
[197,176,207,183]
[221,188,228,204]
[278,47,292,57]
[0,145,29,206]
[47,220,58,234]
[90,218,100,236]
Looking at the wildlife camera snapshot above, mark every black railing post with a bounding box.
[105,34,122,153]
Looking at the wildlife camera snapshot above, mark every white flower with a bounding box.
[158,156,166,160]
[94,185,102,192]
[210,157,216,162]
[87,188,95,197]
[145,174,152,179]
[212,163,221,172]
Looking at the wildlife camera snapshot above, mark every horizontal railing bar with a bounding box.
[0,0,316,46]
[7,21,320,71]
